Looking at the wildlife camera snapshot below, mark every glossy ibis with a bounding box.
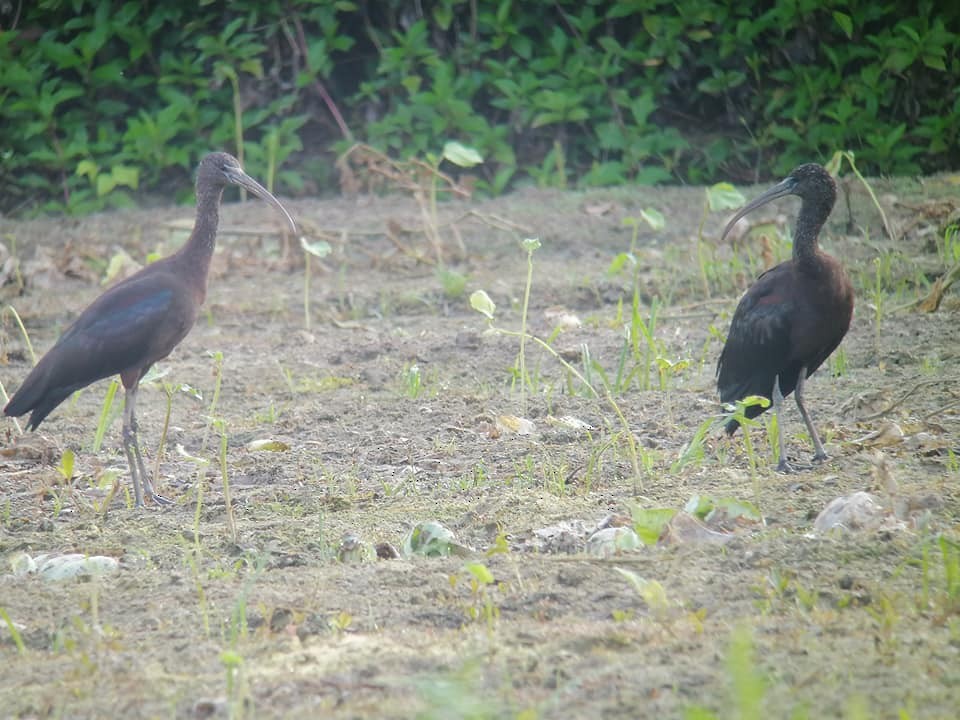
[716,163,853,472]
[4,152,297,506]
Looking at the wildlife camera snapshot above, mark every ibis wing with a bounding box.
[5,272,193,428]
[716,268,796,408]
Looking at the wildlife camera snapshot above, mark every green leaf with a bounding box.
[469,290,496,320]
[708,497,763,523]
[896,23,920,43]
[112,165,140,190]
[684,495,713,519]
[178,383,203,401]
[614,568,670,613]
[305,40,331,75]
[442,140,483,167]
[96,173,116,197]
[463,562,494,585]
[706,182,746,211]
[607,252,635,276]
[639,207,665,231]
[433,3,453,30]
[58,449,75,480]
[684,495,762,523]
[635,166,672,184]
[832,12,853,39]
[300,238,331,257]
[520,237,541,252]
[630,507,677,545]
[402,521,461,557]
[220,650,243,668]
[739,395,771,410]
[884,50,914,73]
[75,160,99,180]
[240,58,263,78]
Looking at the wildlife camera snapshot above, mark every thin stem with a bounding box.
[696,196,711,297]
[519,248,535,415]
[290,11,353,141]
[92,379,120,453]
[229,72,246,202]
[303,251,311,330]
[5,305,36,364]
[220,425,236,544]
[154,384,175,494]
[200,352,224,454]
[0,380,23,434]
[842,151,896,242]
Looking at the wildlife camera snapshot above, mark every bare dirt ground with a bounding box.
[0,172,958,719]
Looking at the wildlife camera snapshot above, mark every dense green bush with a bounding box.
[1,0,957,215]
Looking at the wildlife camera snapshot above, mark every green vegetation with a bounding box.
[3,1,957,215]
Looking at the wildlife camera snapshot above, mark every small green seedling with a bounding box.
[672,416,719,472]
[92,379,121,453]
[200,351,224,453]
[301,236,331,330]
[56,449,75,482]
[518,236,540,414]
[615,568,672,623]
[458,561,500,631]
[435,265,468,299]
[401,363,423,399]
[213,418,237,544]
[0,608,26,655]
[723,395,770,485]
[425,141,483,260]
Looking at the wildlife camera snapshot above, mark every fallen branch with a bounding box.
[857,377,960,422]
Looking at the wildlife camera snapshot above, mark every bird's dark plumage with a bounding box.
[716,163,853,471]
[4,152,297,505]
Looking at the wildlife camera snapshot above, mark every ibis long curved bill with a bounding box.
[225,165,298,234]
[721,175,799,242]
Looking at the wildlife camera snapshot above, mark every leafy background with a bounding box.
[2,0,958,215]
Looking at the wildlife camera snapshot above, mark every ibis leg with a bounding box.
[122,384,171,507]
[772,375,794,473]
[794,367,828,463]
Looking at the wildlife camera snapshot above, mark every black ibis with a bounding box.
[4,152,297,506]
[716,163,854,472]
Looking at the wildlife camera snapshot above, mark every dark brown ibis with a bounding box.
[716,163,854,472]
[4,152,297,506]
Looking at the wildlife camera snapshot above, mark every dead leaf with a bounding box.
[916,262,960,313]
[850,421,904,448]
[582,201,615,217]
[870,452,899,496]
[760,234,774,269]
[544,305,581,329]
[659,512,736,546]
[496,415,535,436]
[247,439,291,452]
[0,434,60,463]
[548,415,594,433]
[813,492,902,534]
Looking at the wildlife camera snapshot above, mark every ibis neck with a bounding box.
[793,204,826,262]
[180,184,224,276]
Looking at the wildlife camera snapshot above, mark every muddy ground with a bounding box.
[0,171,958,719]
